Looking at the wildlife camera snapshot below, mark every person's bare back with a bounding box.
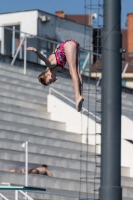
[35,166,47,175]
[10,164,52,177]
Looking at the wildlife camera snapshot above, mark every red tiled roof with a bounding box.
[121,29,133,72]
[65,14,90,26]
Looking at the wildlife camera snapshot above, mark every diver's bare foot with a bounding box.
[9,169,15,172]
[76,96,84,112]
[22,168,25,173]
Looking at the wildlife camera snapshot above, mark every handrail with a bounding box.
[0,193,10,200]
[0,25,93,52]
[11,36,25,66]
[1,24,133,77]
[15,190,34,200]
[0,25,59,45]
[49,87,101,120]
[80,52,90,74]
[1,25,133,62]
[18,190,34,200]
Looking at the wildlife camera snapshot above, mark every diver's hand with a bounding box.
[26,47,37,52]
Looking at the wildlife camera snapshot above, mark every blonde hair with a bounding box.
[38,71,48,86]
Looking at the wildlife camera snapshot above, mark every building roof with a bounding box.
[121,29,133,72]
[0,9,90,27]
[65,14,90,26]
[0,9,50,15]
[127,13,133,16]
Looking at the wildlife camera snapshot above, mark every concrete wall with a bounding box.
[0,10,92,48]
[0,9,92,62]
[38,10,92,49]
[0,10,38,54]
[0,10,38,36]
[47,94,133,177]
[47,94,101,148]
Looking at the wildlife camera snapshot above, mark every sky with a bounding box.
[0,0,132,28]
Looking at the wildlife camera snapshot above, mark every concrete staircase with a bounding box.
[0,62,133,200]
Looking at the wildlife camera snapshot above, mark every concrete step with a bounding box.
[0,102,50,119]
[0,72,77,93]
[0,75,94,102]
[122,176,133,188]
[0,121,81,143]
[122,187,133,199]
[0,149,130,177]
[0,159,131,186]
[0,185,132,200]
[0,79,98,110]
[0,65,79,91]
[0,63,93,94]
[0,63,101,106]
[0,87,47,104]
[0,129,90,152]
[0,171,98,194]
[0,71,44,89]
[0,159,99,181]
[0,95,47,111]
[0,171,133,198]
[0,63,88,89]
[0,187,95,200]
[0,138,97,161]
[0,111,65,131]
[0,80,48,98]
[0,148,99,172]
[0,88,47,104]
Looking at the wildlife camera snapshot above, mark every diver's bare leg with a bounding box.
[64,42,84,111]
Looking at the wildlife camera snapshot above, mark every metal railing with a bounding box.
[0,193,9,200]
[0,25,132,79]
[0,190,34,200]
[15,190,34,200]
[0,25,60,75]
[0,25,92,76]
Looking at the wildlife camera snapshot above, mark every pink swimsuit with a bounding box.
[54,39,80,68]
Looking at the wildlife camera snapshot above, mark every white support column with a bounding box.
[1,27,4,54]
[15,190,18,200]
[21,141,28,187]
[25,141,28,187]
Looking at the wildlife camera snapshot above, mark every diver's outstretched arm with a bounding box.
[26,47,51,67]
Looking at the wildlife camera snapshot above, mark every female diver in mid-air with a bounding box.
[26,39,84,112]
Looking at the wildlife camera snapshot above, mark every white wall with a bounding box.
[38,11,92,50]
[47,94,133,177]
[0,10,38,36]
[0,10,38,54]
[121,116,133,176]
[47,94,101,150]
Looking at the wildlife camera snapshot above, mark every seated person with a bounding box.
[9,164,52,177]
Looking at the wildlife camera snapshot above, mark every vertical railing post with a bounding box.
[11,36,25,66]
[24,34,27,75]
[21,141,28,187]
[25,141,28,187]
[80,52,90,74]
[122,63,128,78]
[15,190,18,200]
[12,26,15,58]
